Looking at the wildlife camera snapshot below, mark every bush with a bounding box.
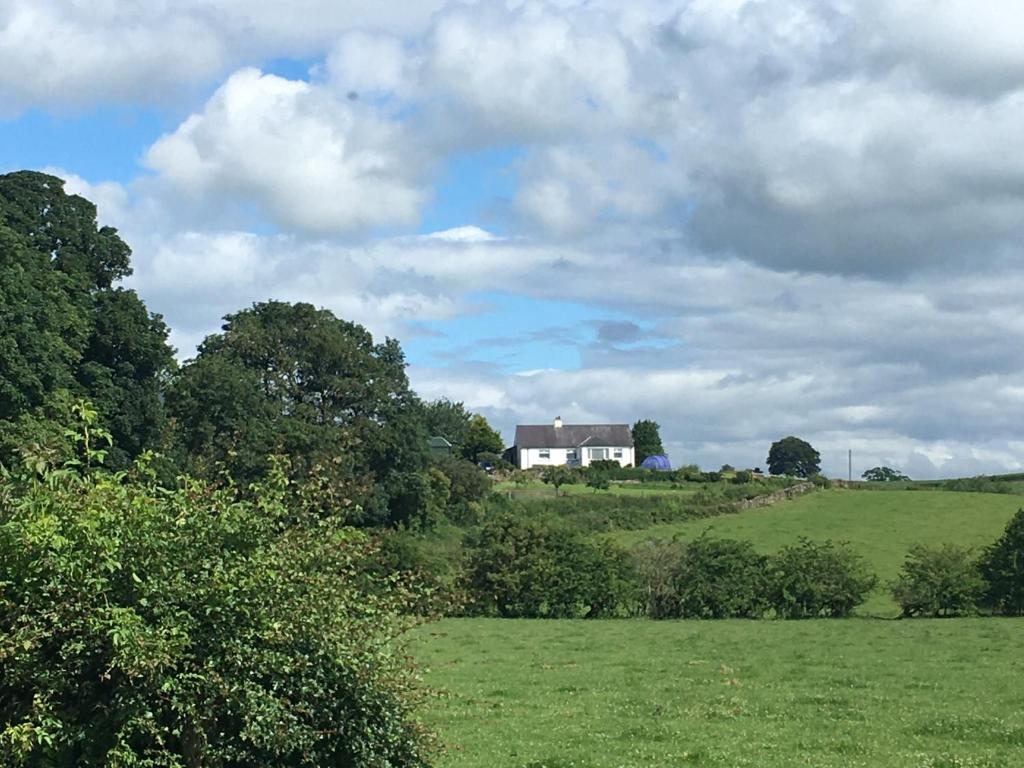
[0,459,431,767]
[891,544,983,617]
[462,514,634,618]
[732,470,753,484]
[637,537,769,619]
[767,539,877,618]
[978,507,1024,615]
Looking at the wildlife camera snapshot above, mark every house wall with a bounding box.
[518,446,635,470]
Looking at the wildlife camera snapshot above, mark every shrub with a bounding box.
[0,459,431,767]
[462,514,634,618]
[978,507,1024,616]
[637,536,769,619]
[891,544,984,617]
[732,470,753,484]
[767,539,877,618]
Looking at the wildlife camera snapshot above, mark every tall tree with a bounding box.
[0,171,174,468]
[766,436,821,477]
[168,301,428,526]
[631,419,665,464]
[459,414,504,461]
[422,398,473,447]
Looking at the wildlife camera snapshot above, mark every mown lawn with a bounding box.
[414,617,1024,768]
[606,489,1021,615]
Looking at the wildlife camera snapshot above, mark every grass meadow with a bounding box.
[607,489,1022,615]
[414,617,1024,768]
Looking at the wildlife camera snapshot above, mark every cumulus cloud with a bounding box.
[15,0,1024,478]
[144,68,428,234]
[0,0,449,112]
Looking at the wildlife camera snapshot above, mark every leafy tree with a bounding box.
[459,414,504,462]
[631,419,664,464]
[586,472,611,492]
[638,537,769,619]
[0,420,431,767]
[463,515,633,618]
[766,436,821,477]
[892,544,983,617]
[978,508,1024,616]
[422,398,473,447]
[0,171,174,470]
[541,465,576,496]
[168,301,427,526]
[767,538,876,618]
[862,466,910,482]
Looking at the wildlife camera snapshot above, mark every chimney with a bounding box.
[554,416,563,429]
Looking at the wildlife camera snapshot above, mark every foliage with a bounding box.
[540,465,578,495]
[766,436,821,478]
[732,470,753,484]
[630,419,664,465]
[167,300,427,526]
[458,414,504,462]
[766,538,877,618]
[0,171,175,470]
[978,507,1024,616]
[586,472,611,492]
[462,515,634,618]
[422,398,473,448]
[638,536,769,619]
[862,466,911,482]
[0,458,431,767]
[891,544,983,617]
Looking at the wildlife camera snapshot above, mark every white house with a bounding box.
[513,417,635,470]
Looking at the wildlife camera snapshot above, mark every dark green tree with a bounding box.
[978,508,1024,616]
[541,465,576,496]
[0,171,174,469]
[862,466,910,482]
[766,436,821,477]
[631,419,664,464]
[168,301,427,526]
[422,398,472,447]
[459,413,504,461]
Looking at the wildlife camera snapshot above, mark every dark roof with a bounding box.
[427,436,453,448]
[514,424,633,449]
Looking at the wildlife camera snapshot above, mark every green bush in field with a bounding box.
[767,538,877,618]
[891,544,984,617]
[732,470,753,484]
[463,515,634,618]
[978,507,1024,615]
[638,537,769,619]
[0,440,430,765]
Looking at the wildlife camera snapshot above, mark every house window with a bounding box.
[538,449,550,459]
[590,448,608,461]
[613,448,623,459]
[566,449,577,461]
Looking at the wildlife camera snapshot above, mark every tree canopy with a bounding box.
[0,171,175,469]
[631,419,664,465]
[766,436,821,478]
[862,466,910,482]
[167,300,429,526]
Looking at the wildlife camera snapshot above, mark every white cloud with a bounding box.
[144,68,428,234]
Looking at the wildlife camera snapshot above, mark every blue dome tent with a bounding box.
[640,454,672,471]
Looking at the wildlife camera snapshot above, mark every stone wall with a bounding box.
[732,481,816,511]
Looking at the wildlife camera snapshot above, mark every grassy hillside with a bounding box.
[607,489,1021,615]
[415,617,1024,768]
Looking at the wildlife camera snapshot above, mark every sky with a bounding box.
[3,0,1024,479]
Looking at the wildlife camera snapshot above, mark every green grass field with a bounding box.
[606,489,1021,615]
[414,617,1024,768]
